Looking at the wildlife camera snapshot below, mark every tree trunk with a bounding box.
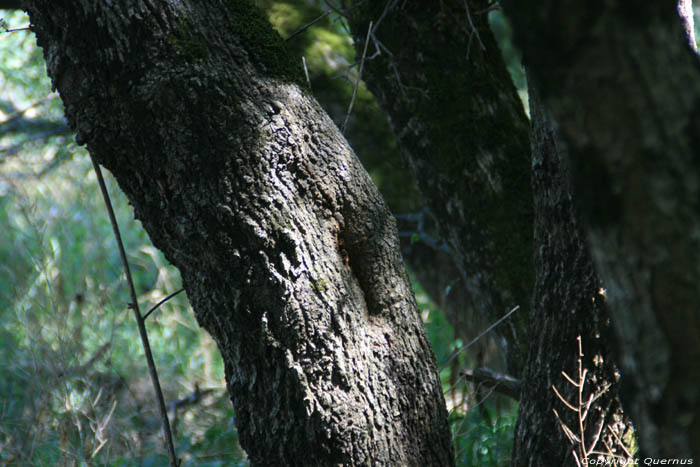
[502,1,700,458]
[346,0,534,375]
[344,2,635,463]
[511,78,632,466]
[24,1,454,465]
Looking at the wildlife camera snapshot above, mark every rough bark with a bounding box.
[346,0,534,375]
[511,78,632,466]
[345,3,635,463]
[502,1,700,458]
[24,1,454,465]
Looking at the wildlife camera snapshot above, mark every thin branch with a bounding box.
[284,9,331,43]
[302,56,312,92]
[461,367,521,400]
[580,390,595,422]
[463,0,485,58]
[475,2,501,16]
[586,415,606,456]
[607,424,633,459]
[576,336,587,463]
[372,0,399,33]
[143,287,185,321]
[561,370,579,388]
[553,408,580,443]
[552,335,632,464]
[0,94,58,127]
[552,384,578,412]
[441,305,520,370]
[90,154,180,467]
[341,20,372,133]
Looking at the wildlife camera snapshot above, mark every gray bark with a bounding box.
[502,1,700,458]
[23,0,454,465]
[346,0,534,376]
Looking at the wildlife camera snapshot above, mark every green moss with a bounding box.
[226,0,305,86]
[257,0,421,213]
[311,278,329,292]
[417,30,534,322]
[303,29,354,68]
[168,18,209,60]
[266,2,308,37]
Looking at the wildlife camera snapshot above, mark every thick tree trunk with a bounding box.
[511,79,632,466]
[24,1,454,465]
[346,0,534,375]
[502,1,700,458]
[345,3,634,464]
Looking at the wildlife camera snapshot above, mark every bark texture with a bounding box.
[346,0,534,375]
[24,1,454,465]
[511,79,632,466]
[502,1,700,458]
[346,3,633,462]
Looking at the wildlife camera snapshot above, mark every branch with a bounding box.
[462,367,521,400]
[143,287,185,321]
[341,20,372,133]
[0,94,58,127]
[284,8,331,43]
[90,155,180,467]
[442,305,521,370]
[168,384,216,414]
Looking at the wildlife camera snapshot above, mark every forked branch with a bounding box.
[90,154,180,467]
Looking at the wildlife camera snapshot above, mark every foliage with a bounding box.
[1,6,515,466]
[415,277,518,466]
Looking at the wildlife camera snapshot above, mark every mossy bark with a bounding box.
[24,0,454,464]
[502,0,700,458]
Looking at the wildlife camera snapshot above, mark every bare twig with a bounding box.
[607,424,634,459]
[552,336,632,465]
[302,56,312,92]
[143,287,185,321]
[463,0,485,59]
[90,154,180,467]
[341,20,372,133]
[461,367,521,400]
[168,384,216,414]
[4,26,30,32]
[284,9,331,43]
[552,384,579,413]
[475,0,501,16]
[441,305,520,370]
[0,93,58,127]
